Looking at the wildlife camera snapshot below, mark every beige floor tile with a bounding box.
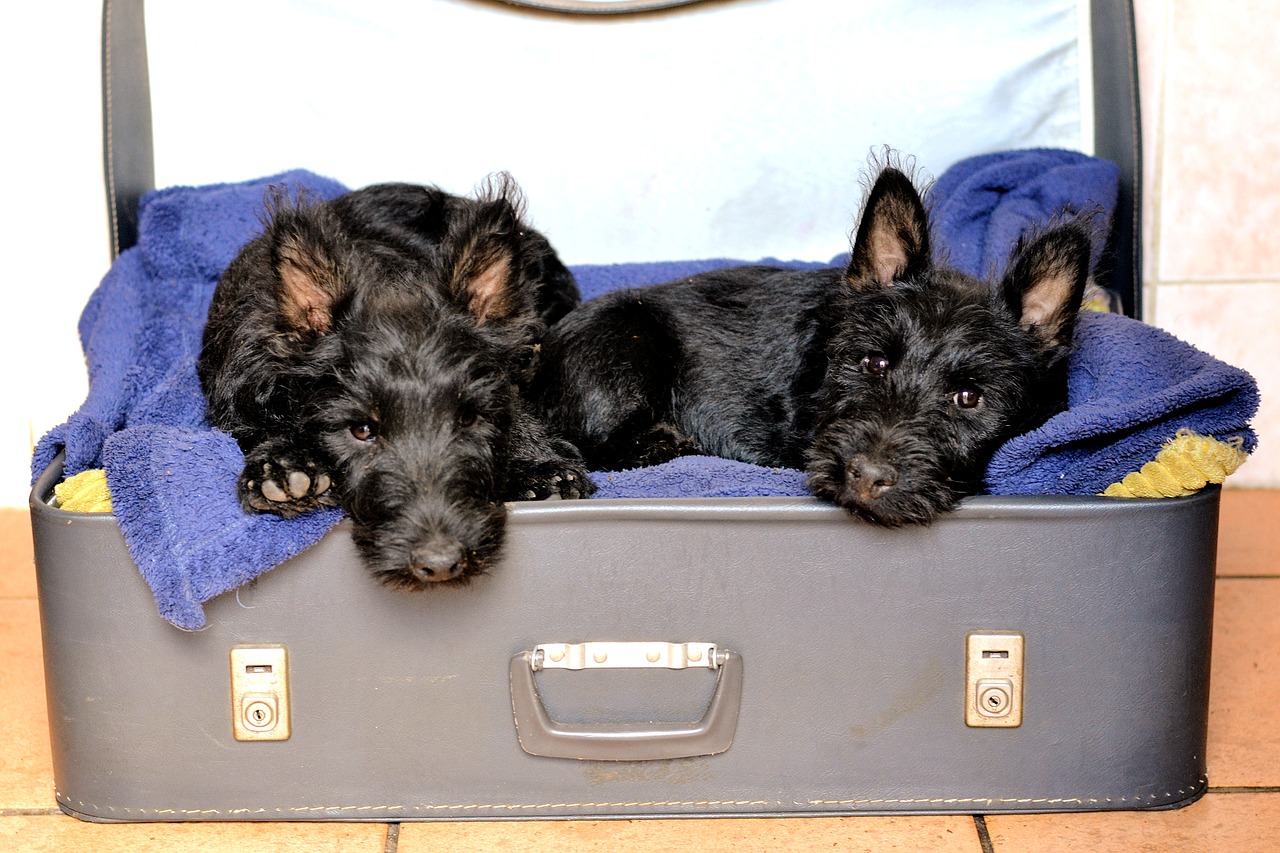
[1208,579,1280,787]
[1218,490,1280,577]
[1157,2,1280,281]
[986,791,1280,853]
[399,815,981,853]
[0,814,389,853]
[0,600,54,810]
[0,510,36,600]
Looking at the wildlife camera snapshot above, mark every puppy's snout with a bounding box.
[846,454,898,501]
[409,536,467,583]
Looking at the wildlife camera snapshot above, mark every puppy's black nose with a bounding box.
[846,455,897,502]
[409,538,465,583]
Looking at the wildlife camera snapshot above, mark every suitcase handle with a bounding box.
[509,644,742,760]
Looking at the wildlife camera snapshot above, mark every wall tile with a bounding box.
[1152,282,1278,487]
[1157,1,1280,281]
[1132,0,1168,289]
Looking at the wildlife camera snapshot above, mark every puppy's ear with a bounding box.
[447,173,536,325]
[1000,221,1091,352]
[846,168,931,289]
[266,194,347,338]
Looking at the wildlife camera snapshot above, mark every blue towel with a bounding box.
[33,171,349,629]
[985,310,1259,495]
[590,455,809,499]
[33,150,1253,630]
[99,424,341,627]
[929,148,1120,279]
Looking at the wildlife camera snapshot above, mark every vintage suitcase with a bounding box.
[31,0,1225,822]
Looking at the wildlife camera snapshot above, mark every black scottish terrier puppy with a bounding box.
[531,165,1090,525]
[199,176,594,587]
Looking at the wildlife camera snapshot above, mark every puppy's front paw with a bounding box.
[239,441,338,517]
[592,422,699,470]
[508,456,597,502]
[552,458,597,500]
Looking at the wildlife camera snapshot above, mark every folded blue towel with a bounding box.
[985,310,1259,494]
[100,425,341,629]
[34,150,1254,630]
[929,148,1120,279]
[33,171,349,629]
[36,169,349,477]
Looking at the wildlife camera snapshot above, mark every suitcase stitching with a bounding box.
[54,775,1207,816]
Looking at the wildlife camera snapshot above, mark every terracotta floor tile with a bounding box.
[0,509,36,599]
[0,814,389,853]
[1207,578,1280,787]
[398,815,982,853]
[986,791,1280,853]
[1218,490,1280,576]
[0,600,54,810]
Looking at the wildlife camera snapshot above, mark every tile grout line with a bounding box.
[1158,278,1280,287]
[973,814,995,853]
[384,821,400,853]
[1207,786,1280,794]
[0,808,62,817]
[1145,0,1171,299]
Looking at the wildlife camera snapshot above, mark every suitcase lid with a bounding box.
[101,0,1141,314]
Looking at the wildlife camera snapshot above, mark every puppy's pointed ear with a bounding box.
[448,173,536,325]
[846,168,931,289]
[1001,222,1091,352]
[267,194,347,338]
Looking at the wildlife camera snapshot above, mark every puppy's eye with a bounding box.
[350,423,377,442]
[860,352,891,376]
[952,387,983,409]
[455,403,479,429]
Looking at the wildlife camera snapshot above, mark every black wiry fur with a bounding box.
[199,176,594,587]
[531,165,1090,525]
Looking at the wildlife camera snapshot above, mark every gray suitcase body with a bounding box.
[32,0,1214,823]
[32,458,1217,820]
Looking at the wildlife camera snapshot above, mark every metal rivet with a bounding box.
[593,651,608,664]
[689,648,703,662]
[646,650,661,663]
